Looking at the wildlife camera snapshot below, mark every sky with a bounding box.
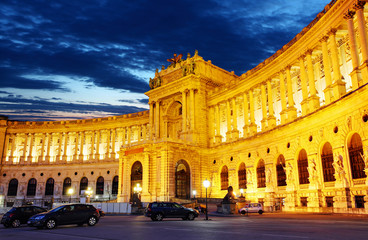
[0,0,332,121]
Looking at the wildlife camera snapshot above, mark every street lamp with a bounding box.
[85,187,93,203]
[192,190,197,199]
[203,179,210,220]
[67,188,74,203]
[240,188,244,197]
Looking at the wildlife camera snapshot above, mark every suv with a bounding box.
[27,204,100,229]
[1,206,47,228]
[238,203,264,215]
[145,202,199,221]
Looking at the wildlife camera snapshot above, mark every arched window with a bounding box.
[238,163,247,189]
[96,176,104,195]
[276,155,286,186]
[348,133,366,179]
[27,178,37,196]
[131,161,143,200]
[257,160,266,188]
[321,142,335,182]
[7,179,18,196]
[62,177,72,195]
[221,166,229,190]
[298,149,310,184]
[45,178,54,196]
[80,177,88,195]
[112,176,118,195]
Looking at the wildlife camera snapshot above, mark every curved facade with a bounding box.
[1,0,368,214]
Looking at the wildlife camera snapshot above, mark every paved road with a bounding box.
[1,213,368,240]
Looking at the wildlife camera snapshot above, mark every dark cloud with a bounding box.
[0,0,331,121]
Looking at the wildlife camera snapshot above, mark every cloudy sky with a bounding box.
[0,0,331,121]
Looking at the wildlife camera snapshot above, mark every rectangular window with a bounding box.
[326,196,334,207]
[300,197,308,207]
[355,196,365,208]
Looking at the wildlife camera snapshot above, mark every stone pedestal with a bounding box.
[264,192,275,212]
[307,190,322,212]
[284,191,297,211]
[222,203,236,214]
[333,188,352,213]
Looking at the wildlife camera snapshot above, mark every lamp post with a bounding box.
[67,188,74,203]
[85,187,93,203]
[240,188,244,197]
[203,179,210,220]
[192,190,196,200]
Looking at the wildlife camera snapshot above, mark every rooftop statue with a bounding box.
[167,53,183,68]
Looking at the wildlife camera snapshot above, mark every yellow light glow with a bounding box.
[67,188,74,195]
[203,179,210,188]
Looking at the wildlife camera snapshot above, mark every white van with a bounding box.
[238,203,263,214]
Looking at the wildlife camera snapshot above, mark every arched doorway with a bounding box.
[257,160,266,188]
[221,165,229,190]
[7,179,18,196]
[238,162,247,189]
[348,133,366,179]
[131,161,142,201]
[298,149,309,184]
[175,160,190,199]
[80,177,88,195]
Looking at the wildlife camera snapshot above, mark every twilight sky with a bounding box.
[0,0,331,121]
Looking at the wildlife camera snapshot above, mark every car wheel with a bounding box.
[11,219,21,228]
[241,210,246,214]
[258,210,263,215]
[187,213,195,221]
[87,216,97,226]
[155,213,163,221]
[45,219,56,229]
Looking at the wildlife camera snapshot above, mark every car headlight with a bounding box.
[35,215,45,220]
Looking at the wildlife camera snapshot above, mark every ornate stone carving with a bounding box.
[333,153,348,188]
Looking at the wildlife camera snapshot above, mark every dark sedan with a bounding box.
[145,202,199,221]
[1,206,47,228]
[27,204,100,229]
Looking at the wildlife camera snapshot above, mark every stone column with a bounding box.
[74,132,79,161]
[10,134,16,162]
[306,49,320,111]
[267,80,276,128]
[62,133,68,161]
[79,131,85,161]
[141,152,150,202]
[215,104,222,143]
[45,133,51,162]
[149,102,154,139]
[243,92,249,137]
[249,89,258,134]
[329,29,346,99]
[232,97,239,139]
[209,106,214,143]
[279,72,287,124]
[57,133,62,161]
[354,2,368,84]
[142,125,147,142]
[261,83,268,130]
[226,100,232,141]
[189,89,195,131]
[321,36,333,104]
[285,66,297,121]
[182,90,187,133]
[106,129,111,158]
[28,133,34,162]
[155,101,160,138]
[40,133,45,162]
[127,127,131,144]
[90,131,95,160]
[21,133,28,163]
[111,129,116,157]
[2,133,10,162]
[96,131,100,160]
[299,55,309,115]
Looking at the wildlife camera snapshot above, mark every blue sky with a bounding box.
[0,0,331,121]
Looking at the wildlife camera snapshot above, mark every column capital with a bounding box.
[320,35,329,43]
[299,54,306,60]
[306,49,313,55]
[343,9,356,19]
[285,65,292,71]
[353,1,365,10]
[328,28,338,36]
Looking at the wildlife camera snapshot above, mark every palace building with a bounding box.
[1,0,368,214]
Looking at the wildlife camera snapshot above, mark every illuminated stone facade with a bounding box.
[1,0,368,214]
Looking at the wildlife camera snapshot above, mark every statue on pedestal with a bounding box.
[333,153,348,188]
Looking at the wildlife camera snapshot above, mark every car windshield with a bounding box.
[8,207,17,213]
[49,205,65,213]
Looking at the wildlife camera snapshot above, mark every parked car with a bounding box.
[1,206,47,228]
[27,204,100,229]
[145,202,199,221]
[238,203,264,215]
